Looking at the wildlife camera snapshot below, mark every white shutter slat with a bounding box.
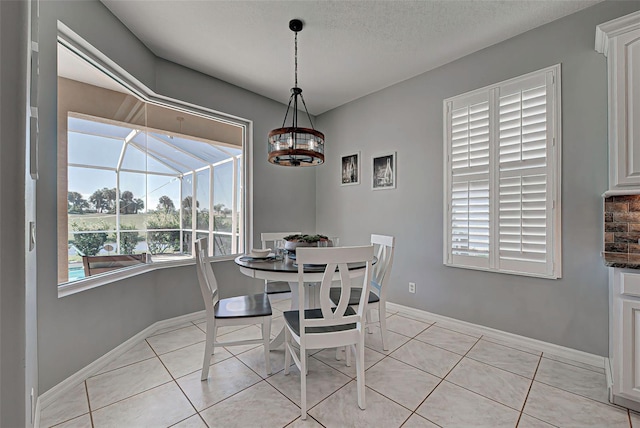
[446,65,559,277]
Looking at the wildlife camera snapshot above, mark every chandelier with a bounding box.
[268,19,325,167]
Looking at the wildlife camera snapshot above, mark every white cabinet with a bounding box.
[596,12,640,191]
[610,269,640,410]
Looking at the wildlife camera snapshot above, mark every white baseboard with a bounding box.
[387,302,606,369]
[38,310,206,411]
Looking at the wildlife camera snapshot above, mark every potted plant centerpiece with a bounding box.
[283,234,334,254]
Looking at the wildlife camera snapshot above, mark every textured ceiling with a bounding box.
[100,0,601,115]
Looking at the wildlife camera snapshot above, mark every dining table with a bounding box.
[234,253,374,348]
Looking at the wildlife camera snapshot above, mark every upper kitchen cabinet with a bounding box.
[596,11,640,192]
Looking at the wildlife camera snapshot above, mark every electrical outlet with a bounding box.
[409,282,416,293]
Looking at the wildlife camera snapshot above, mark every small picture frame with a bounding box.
[372,152,396,190]
[341,152,360,186]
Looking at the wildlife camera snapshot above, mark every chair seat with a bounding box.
[214,293,272,319]
[284,307,357,335]
[329,287,380,306]
[266,280,291,294]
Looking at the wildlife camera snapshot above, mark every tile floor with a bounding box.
[40,295,639,428]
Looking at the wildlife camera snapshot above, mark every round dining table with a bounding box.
[234,254,372,348]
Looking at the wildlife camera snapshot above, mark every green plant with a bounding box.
[70,221,110,256]
[116,224,142,254]
[146,212,180,254]
[283,234,328,243]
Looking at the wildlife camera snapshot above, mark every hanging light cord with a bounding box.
[280,29,316,131]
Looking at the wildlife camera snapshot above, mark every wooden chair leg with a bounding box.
[366,309,373,334]
[301,345,307,420]
[201,317,216,381]
[379,304,388,351]
[284,328,291,375]
[263,317,272,374]
[356,340,366,410]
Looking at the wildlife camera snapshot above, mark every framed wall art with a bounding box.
[372,152,396,190]
[341,152,360,186]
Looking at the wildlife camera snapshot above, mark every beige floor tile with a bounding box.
[146,325,205,355]
[466,339,540,378]
[195,320,250,337]
[516,414,556,427]
[385,314,431,337]
[91,382,194,428]
[416,380,520,427]
[312,346,385,377]
[541,353,604,374]
[96,341,156,375]
[365,328,411,354]
[236,346,292,378]
[401,414,440,427]
[445,357,532,410]
[393,311,439,324]
[309,381,411,428]
[390,339,461,378]
[415,325,479,355]
[170,414,208,428]
[219,325,265,355]
[149,322,194,337]
[200,381,300,427]
[631,411,640,427]
[365,357,440,410]
[266,357,351,409]
[481,335,543,356]
[523,381,630,427]
[52,413,92,428]
[535,358,608,404]
[432,321,482,338]
[40,383,89,428]
[159,341,232,379]
[286,416,324,427]
[176,357,261,411]
[86,358,171,410]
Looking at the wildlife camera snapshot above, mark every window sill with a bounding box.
[58,254,238,298]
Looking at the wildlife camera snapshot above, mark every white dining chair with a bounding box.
[331,234,395,357]
[283,245,374,419]
[260,232,300,294]
[195,238,272,380]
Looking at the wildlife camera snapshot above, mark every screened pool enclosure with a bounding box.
[65,113,244,281]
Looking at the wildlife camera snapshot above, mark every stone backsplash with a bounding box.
[604,194,640,267]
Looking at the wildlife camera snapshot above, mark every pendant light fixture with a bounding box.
[268,19,325,167]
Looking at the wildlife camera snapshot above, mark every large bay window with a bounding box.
[57,40,249,286]
[444,65,561,278]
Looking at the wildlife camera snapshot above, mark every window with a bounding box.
[57,40,249,286]
[444,65,561,278]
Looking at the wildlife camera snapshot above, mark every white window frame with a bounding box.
[57,24,253,297]
[443,64,562,279]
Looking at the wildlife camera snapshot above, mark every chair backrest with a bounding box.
[195,238,219,312]
[82,253,147,276]
[296,245,374,338]
[370,234,395,300]
[260,232,301,249]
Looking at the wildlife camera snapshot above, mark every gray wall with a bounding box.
[0,1,29,426]
[36,0,316,392]
[316,1,640,356]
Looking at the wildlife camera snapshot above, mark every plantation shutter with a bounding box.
[497,72,555,276]
[444,65,560,278]
[446,92,491,268]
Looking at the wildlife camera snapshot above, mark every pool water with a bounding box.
[68,267,85,281]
